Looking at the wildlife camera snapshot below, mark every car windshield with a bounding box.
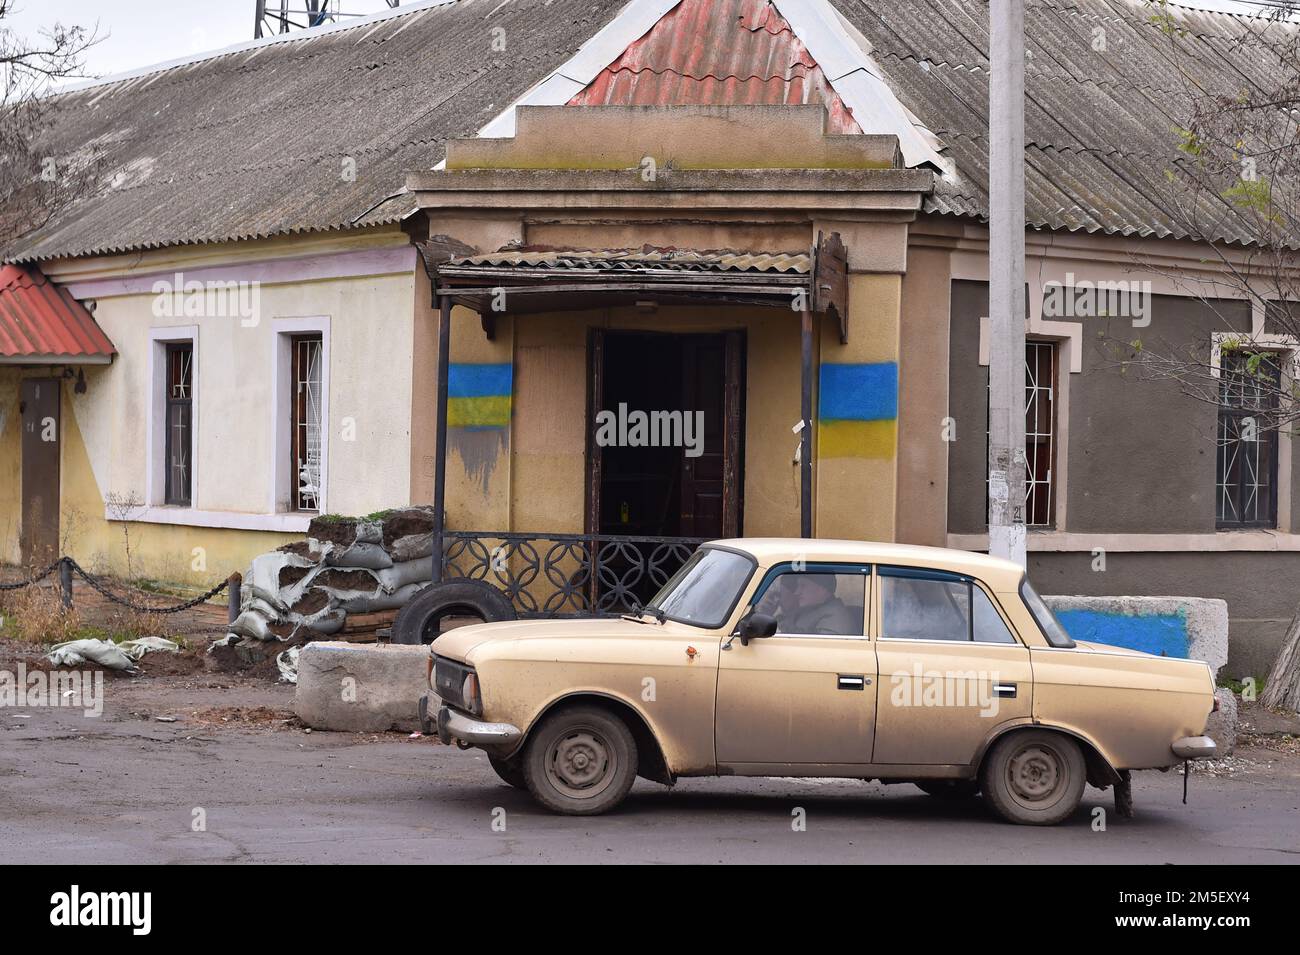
[1020,577,1075,648]
[645,547,755,628]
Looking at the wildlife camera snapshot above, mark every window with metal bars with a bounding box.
[985,341,1057,528]
[291,334,324,512]
[1216,350,1279,529]
[164,343,193,506]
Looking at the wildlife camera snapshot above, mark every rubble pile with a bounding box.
[214,507,437,667]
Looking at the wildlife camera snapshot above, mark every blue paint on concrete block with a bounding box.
[1056,609,1190,658]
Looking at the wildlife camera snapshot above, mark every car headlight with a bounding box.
[462,671,482,716]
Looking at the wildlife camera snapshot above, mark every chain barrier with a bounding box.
[0,556,231,614]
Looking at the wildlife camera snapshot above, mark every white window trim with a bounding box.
[272,316,330,515]
[146,325,199,509]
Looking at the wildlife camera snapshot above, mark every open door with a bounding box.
[587,329,744,540]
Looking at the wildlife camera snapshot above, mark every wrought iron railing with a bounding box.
[442,531,708,618]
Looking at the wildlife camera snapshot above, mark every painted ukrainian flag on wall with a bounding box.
[447,363,512,430]
[818,361,898,459]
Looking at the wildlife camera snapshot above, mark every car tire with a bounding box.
[522,705,638,815]
[488,755,527,790]
[391,578,516,645]
[980,730,1086,826]
[915,779,981,799]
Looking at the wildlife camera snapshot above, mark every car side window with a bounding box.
[880,568,1020,645]
[972,586,1017,644]
[880,571,969,641]
[751,565,867,637]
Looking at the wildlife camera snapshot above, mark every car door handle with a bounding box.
[837,674,869,690]
[993,682,1017,699]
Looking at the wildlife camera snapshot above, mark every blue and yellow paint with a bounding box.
[818,361,898,459]
[448,362,512,430]
[1056,609,1191,659]
[447,362,512,492]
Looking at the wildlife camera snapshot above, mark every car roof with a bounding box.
[707,538,1027,590]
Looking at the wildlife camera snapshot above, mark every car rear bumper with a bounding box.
[1172,735,1218,760]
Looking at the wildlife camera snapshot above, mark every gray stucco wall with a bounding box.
[948,281,1262,533]
[948,280,1300,676]
[1030,551,1295,681]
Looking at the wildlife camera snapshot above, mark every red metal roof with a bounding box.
[0,264,116,363]
[567,0,862,133]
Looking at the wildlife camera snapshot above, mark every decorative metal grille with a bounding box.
[442,532,708,617]
[1217,351,1279,528]
[293,335,324,511]
[165,343,193,506]
[985,341,1057,528]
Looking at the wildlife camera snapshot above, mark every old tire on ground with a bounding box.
[522,704,638,816]
[980,730,1086,826]
[391,578,516,645]
[915,779,981,799]
[488,755,527,790]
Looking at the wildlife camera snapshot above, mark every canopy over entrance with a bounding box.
[433,234,848,342]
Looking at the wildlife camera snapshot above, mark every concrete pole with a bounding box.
[988,0,1028,566]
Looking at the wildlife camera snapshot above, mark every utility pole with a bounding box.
[988,0,1028,566]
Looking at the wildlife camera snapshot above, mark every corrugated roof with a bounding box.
[829,0,1295,242]
[0,265,116,362]
[5,0,1294,261]
[6,0,631,263]
[568,0,862,133]
[450,245,811,274]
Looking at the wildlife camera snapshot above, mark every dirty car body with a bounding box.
[423,539,1218,823]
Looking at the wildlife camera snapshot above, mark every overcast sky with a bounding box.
[2,0,1286,86]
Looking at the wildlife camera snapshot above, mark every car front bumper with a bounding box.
[1172,735,1218,760]
[426,695,522,748]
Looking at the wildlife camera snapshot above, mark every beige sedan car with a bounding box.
[423,539,1218,825]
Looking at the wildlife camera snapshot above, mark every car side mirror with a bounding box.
[737,612,778,646]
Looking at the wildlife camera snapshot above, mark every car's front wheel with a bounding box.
[980,730,1085,825]
[522,705,638,815]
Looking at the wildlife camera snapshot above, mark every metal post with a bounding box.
[227,572,242,626]
[800,309,814,539]
[59,557,72,610]
[431,294,452,584]
[988,0,1028,566]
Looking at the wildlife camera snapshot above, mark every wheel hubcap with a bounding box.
[546,729,614,799]
[1008,745,1061,802]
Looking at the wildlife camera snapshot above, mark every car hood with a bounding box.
[430,615,703,663]
[1070,640,1154,658]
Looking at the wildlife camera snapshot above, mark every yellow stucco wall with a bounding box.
[2,230,423,585]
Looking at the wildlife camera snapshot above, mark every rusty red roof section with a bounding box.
[567,0,861,133]
[0,265,116,363]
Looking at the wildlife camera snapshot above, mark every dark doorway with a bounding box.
[20,377,61,566]
[587,330,744,540]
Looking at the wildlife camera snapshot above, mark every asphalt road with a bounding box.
[3,681,1299,864]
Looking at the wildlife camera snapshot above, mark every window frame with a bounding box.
[272,317,330,515]
[874,565,1025,647]
[146,326,199,510]
[1215,349,1281,530]
[744,561,872,640]
[163,342,194,507]
[984,339,1059,529]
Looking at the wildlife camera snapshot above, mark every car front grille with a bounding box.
[433,655,473,711]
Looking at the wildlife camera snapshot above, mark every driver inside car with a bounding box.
[766,573,855,635]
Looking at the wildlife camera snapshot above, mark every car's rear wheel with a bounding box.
[522,705,637,815]
[915,779,980,799]
[980,730,1085,826]
[488,755,527,790]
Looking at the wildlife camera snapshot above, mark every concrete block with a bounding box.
[1045,595,1228,676]
[294,641,428,733]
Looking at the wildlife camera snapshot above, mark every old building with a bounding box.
[1,0,1295,677]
